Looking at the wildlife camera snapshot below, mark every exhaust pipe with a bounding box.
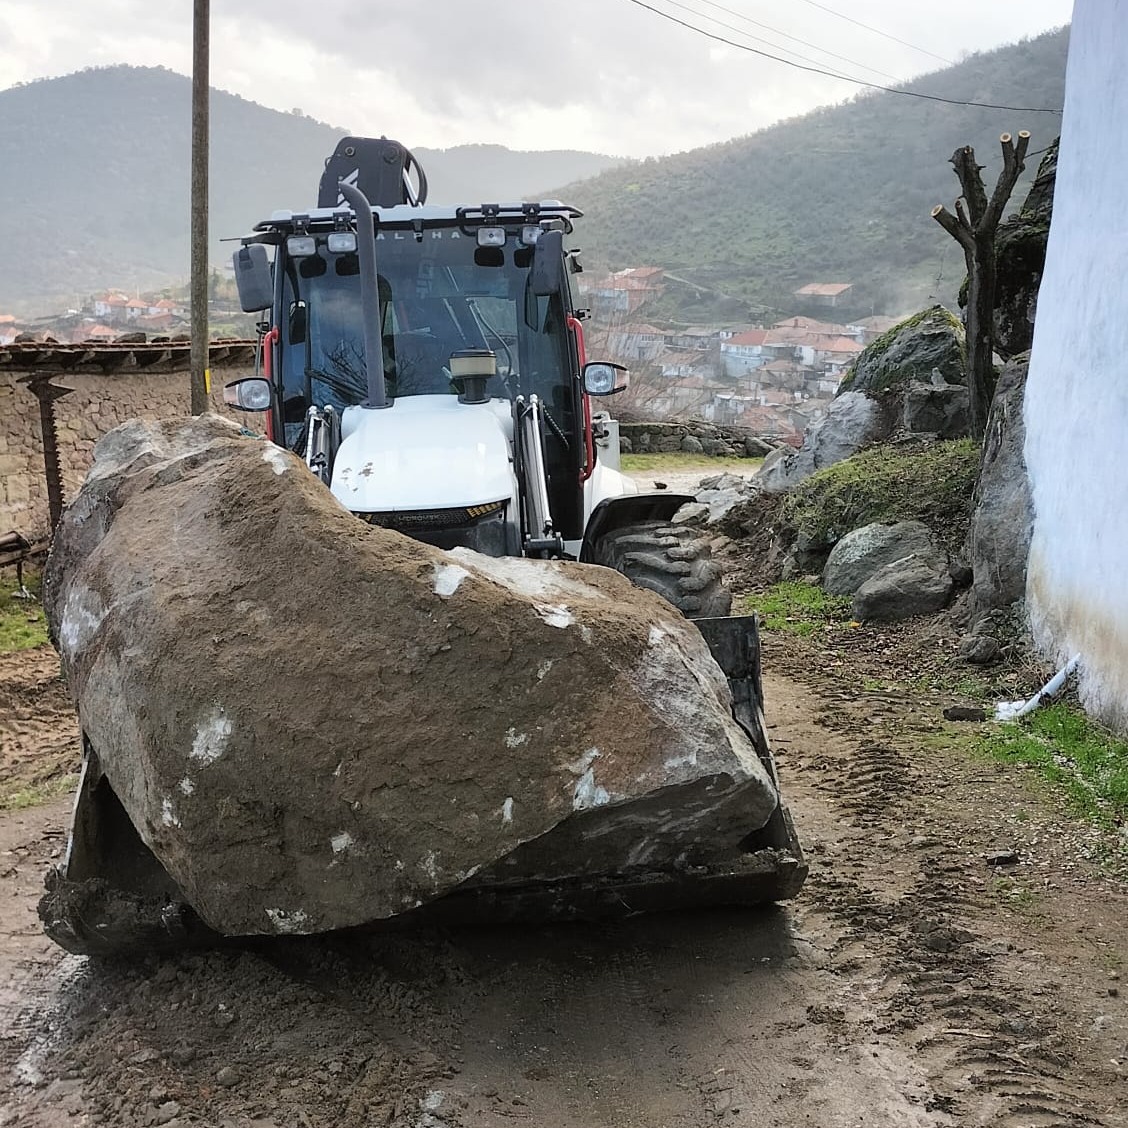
[337,180,388,409]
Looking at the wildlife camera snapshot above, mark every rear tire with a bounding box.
[589,521,732,617]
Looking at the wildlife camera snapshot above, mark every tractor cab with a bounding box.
[228,138,660,561]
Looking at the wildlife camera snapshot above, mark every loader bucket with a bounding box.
[40,615,805,956]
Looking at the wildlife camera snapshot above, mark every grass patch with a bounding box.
[0,571,49,654]
[620,453,760,474]
[990,876,1041,912]
[781,439,980,552]
[0,772,78,812]
[739,580,852,637]
[984,703,1128,825]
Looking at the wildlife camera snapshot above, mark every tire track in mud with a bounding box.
[4,653,1127,1128]
[773,671,1123,1128]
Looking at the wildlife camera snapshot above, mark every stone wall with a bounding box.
[618,420,778,458]
[0,367,257,536]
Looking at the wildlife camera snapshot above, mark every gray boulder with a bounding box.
[959,634,1002,665]
[756,392,887,493]
[744,436,775,458]
[901,380,970,438]
[781,529,833,580]
[823,521,941,596]
[680,435,705,454]
[853,554,955,623]
[695,473,756,524]
[968,354,1033,611]
[44,415,780,938]
[841,306,966,394]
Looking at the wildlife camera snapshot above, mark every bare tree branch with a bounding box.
[982,131,1032,233]
[932,204,976,254]
[954,197,975,234]
[949,146,988,225]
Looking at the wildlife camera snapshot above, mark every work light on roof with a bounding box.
[326,232,357,253]
[476,227,506,248]
[286,235,317,257]
[520,226,542,246]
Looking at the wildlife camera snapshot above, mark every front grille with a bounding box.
[357,501,506,532]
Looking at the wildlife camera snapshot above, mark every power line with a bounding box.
[793,0,955,66]
[656,0,895,85]
[624,0,1063,114]
[678,0,906,85]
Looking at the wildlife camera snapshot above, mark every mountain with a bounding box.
[0,66,623,313]
[551,28,1069,321]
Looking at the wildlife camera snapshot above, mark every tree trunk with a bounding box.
[966,239,998,437]
[932,132,1030,440]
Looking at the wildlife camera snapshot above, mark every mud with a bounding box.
[3,625,1127,1126]
[0,647,78,804]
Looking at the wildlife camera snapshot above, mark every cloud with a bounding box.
[0,0,1073,156]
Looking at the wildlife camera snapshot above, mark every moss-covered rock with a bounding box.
[840,306,966,394]
[780,438,980,555]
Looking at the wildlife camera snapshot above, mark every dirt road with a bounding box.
[2,624,1126,1127]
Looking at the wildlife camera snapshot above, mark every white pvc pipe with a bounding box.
[995,654,1082,721]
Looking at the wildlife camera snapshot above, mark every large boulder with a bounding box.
[968,354,1034,611]
[45,415,779,938]
[993,141,1057,358]
[840,306,966,394]
[755,391,887,493]
[823,520,941,596]
[852,554,955,623]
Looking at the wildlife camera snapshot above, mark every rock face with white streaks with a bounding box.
[45,415,779,937]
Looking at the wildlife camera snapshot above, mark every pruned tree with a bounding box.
[932,131,1030,439]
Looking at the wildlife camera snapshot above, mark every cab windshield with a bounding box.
[279,228,573,439]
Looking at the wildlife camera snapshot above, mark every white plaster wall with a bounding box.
[1025,0,1128,730]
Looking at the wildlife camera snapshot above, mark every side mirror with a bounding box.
[530,229,565,297]
[223,377,273,412]
[232,244,273,312]
[583,361,629,396]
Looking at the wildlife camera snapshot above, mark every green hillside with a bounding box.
[0,66,622,313]
[554,28,1068,321]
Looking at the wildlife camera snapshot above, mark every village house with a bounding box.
[719,329,769,377]
[605,323,668,362]
[794,281,852,309]
[851,314,903,343]
[579,266,666,314]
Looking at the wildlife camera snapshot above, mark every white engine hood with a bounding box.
[331,395,515,512]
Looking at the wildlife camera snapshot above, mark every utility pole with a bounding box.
[190,0,210,414]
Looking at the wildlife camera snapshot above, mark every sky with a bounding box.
[0,1,1074,158]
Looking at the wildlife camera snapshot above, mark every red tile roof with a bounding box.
[771,316,849,334]
[794,282,852,297]
[725,329,769,347]
[818,336,864,353]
